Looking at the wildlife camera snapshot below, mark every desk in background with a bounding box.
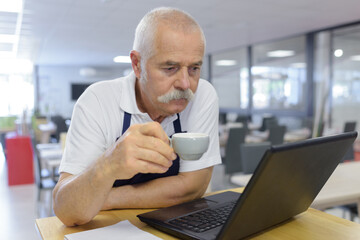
[36,188,360,240]
[311,161,360,214]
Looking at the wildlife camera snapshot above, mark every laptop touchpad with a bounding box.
[142,199,218,221]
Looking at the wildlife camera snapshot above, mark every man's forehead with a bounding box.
[153,25,204,52]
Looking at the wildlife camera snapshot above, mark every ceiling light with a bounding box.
[0,58,33,74]
[260,72,288,80]
[0,34,17,43]
[215,60,237,66]
[0,0,22,13]
[79,67,97,77]
[290,62,306,68]
[267,50,295,58]
[0,51,15,59]
[334,49,343,57]
[113,55,131,63]
[350,55,360,61]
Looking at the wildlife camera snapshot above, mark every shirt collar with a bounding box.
[119,72,141,115]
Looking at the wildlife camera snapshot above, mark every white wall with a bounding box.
[37,65,130,118]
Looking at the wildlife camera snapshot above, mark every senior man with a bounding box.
[53,7,221,226]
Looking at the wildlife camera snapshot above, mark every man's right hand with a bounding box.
[102,121,177,181]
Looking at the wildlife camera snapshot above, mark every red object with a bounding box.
[6,135,34,185]
[355,151,360,161]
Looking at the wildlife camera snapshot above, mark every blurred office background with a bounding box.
[1,0,360,239]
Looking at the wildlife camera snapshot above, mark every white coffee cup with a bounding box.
[170,133,210,160]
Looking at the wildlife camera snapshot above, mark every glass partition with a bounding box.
[332,24,360,129]
[209,21,360,134]
[251,36,307,111]
[211,48,249,109]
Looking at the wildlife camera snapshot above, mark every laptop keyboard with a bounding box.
[168,201,236,233]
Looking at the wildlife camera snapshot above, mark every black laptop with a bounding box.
[137,131,358,240]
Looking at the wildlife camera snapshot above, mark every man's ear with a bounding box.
[130,50,142,79]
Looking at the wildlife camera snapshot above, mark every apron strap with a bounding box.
[122,112,132,134]
[173,113,182,133]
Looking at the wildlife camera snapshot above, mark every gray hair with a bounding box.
[133,7,206,67]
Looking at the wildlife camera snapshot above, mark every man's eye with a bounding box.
[189,66,200,74]
[164,67,177,73]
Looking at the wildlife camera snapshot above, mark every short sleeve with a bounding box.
[59,87,107,175]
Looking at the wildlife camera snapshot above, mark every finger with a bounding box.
[135,147,174,168]
[139,122,169,143]
[137,135,177,161]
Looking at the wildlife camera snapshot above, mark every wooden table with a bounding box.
[231,162,360,217]
[284,128,312,142]
[311,161,360,214]
[35,188,360,240]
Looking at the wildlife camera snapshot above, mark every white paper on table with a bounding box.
[64,220,161,240]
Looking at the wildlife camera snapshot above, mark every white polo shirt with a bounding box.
[59,72,222,175]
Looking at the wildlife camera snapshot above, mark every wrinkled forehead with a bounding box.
[153,23,204,57]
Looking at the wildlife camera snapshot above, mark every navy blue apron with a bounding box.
[113,112,184,187]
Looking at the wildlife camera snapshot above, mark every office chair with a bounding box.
[235,115,251,133]
[224,127,246,175]
[342,121,357,162]
[240,142,271,174]
[219,113,227,125]
[259,116,278,131]
[267,125,286,145]
[344,121,357,133]
[50,115,68,142]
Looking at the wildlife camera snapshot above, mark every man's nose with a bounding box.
[175,67,190,90]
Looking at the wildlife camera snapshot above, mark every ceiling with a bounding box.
[2,0,360,67]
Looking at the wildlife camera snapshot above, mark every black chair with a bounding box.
[342,145,355,162]
[344,121,357,133]
[240,142,271,174]
[267,125,286,145]
[259,116,278,132]
[235,115,251,133]
[50,115,68,142]
[224,127,246,175]
[342,121,357,162]
[219,113,227,125]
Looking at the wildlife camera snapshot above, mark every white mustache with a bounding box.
[157,89,194,103]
